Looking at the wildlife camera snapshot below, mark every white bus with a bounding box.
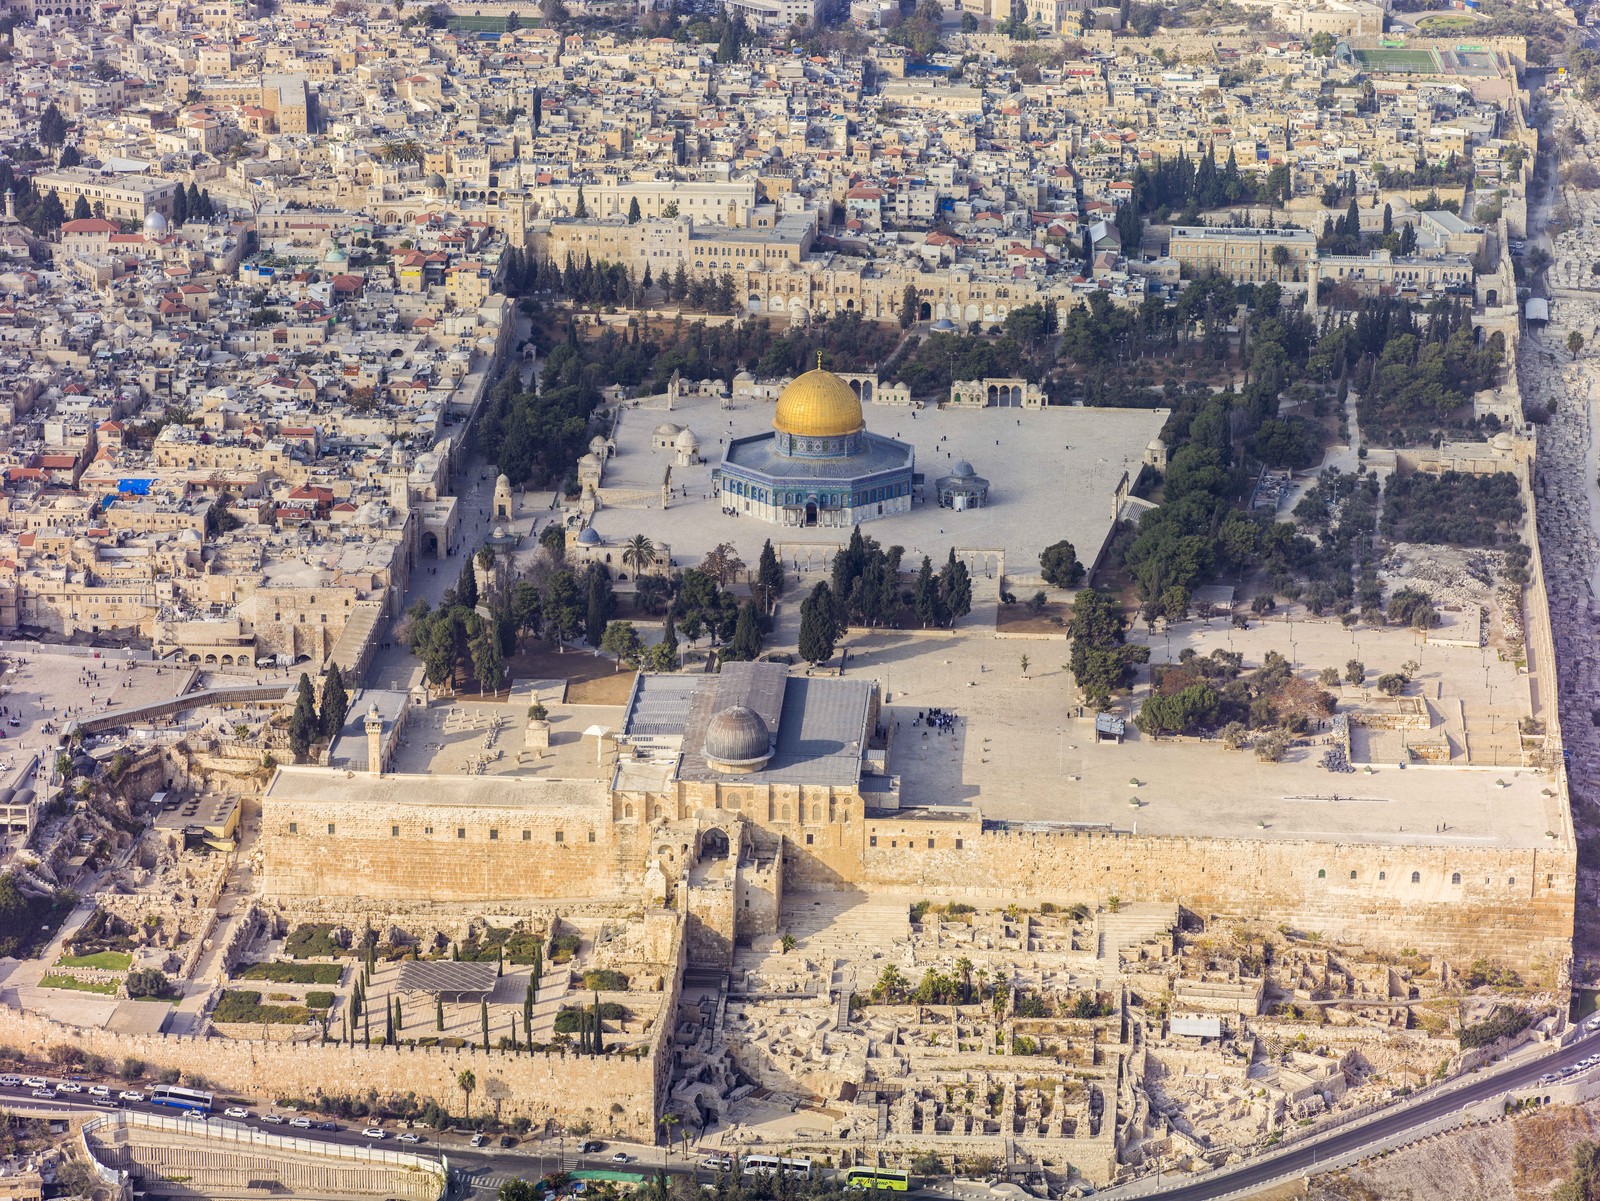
[741,1155,812,1178]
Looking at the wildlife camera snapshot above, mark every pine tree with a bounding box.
[627,196,641,223]
[186,182,202,220]
[574,185,588,218]
[458,559,479,609]
[585,568,614,648]
[288,673,318,761]
[798,582,838,666]
[319,662,349,740]
[900,282,919,330]
[199,188,214,220]
[173,185,189,227]
[71,195,90,221]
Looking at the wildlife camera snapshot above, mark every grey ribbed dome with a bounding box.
[703,705,771,769]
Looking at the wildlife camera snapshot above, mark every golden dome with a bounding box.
[773,368,864,438]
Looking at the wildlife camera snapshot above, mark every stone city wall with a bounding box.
[787,824,1575,979]
[0,995,666,1138]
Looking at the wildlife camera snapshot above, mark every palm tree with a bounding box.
[659,1113,680,1166]
[622,534,657,579]
[955,957,974,1003]
[457,1068,476,1118]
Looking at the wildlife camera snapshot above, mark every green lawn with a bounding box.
[41,972,119,995]
[1417,14,1478,32]
[212,989,312,1025]
[238,961,342,985]
[57,950,132,971]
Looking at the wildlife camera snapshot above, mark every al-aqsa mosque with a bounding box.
[711,362,916,528]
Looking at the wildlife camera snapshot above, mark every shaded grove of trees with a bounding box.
[1341,298,1503,444]
[1130,147,1292,223]
[1380,470,1524,547]
[0,873,74,959]
[1067,588,1149,709]
[1134,647,1335,738]
[478,342,602,494]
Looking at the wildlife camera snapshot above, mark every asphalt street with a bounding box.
[1104,1024,1600,1199]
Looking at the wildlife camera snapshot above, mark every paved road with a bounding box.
[1102,1026,1600,1199]
[0,1082,686,1188]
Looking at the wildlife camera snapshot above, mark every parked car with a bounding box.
[469,1133,487,1148]
[224,1107,250,1119]
[119,1091,145,1102]
[89,1086,111,1098]
[581,1141,604,1153]
[362,1128,386,1140]
[260,1114,286,1124]
[30,1089,52,1099]
[0,1075,20,1087]
[55,1082,83,1094]
[289,1117,312,1128]
[499,1135,516,1149]
[612,1153,631,1164]
[313,1121,338,1132]
[21,1077,47,1089]
[398,1133,423,1144]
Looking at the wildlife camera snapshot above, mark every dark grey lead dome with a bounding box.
[703,705,771,768]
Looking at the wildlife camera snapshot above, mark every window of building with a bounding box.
[555,830,564,843]
[1317,869,1326,879]
[1349,870,1357,880]
[327,823,335,835]
[805,833,814,845]
[288,822,298,834]
[1411,871,1420,883]
[424,825,433,835]
[391,825,400,838]
[1378,871,1386,881]
[955,838,963,850]
[457,828,466,839]
[928,838,935,849]
[869,835,877,847]
[489,829,498,841]
[1451,872,1461,885]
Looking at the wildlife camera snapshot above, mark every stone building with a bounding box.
[711,366,915,528]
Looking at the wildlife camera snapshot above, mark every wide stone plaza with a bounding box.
[579,385,1167,575]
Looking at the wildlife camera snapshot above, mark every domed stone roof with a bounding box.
[950,460,975,478]
[655,422,681,436]
[773,368,863,438]
[144,210,169,235]
[425,172,446,189]
[674,428,699,449]
[575,526,601,546]
[703,705,771,770]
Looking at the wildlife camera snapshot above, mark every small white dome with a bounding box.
[143,210,169,235]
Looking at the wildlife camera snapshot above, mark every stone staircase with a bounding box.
[1094,903,1179,978]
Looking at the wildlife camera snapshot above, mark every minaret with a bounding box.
[365,702,384,777]
[4,189,15,223]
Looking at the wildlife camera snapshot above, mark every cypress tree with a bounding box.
[385,999,394,1044]
[660,609,679,667]
[592,991,603,1056]
[436,997,444,1031]
[363,1008,370,1046]
[497,946,504,976]
[726,601,762,662]
[395,995,404,1033]
[288,673,319,761]
[798,583,838,666]
[320,663,349,739]
[756,539,784,612]
[481,999,490,1052]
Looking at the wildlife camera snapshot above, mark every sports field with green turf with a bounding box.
[1354,47,1441,72]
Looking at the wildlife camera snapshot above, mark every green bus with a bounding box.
[844,1169,911,1192]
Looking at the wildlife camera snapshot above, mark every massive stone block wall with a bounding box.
[262,796,642,901]
[781,822,1575,979]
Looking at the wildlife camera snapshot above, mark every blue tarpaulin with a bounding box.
[117,479,153,495]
